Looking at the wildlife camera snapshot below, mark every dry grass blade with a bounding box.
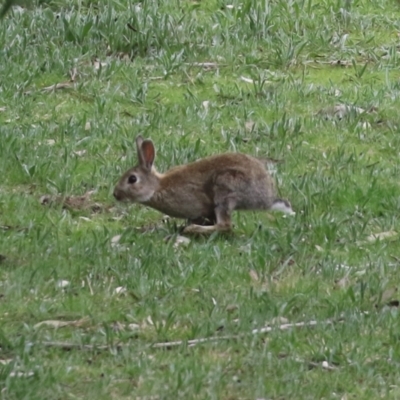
[318,104,378,120]
[127,22,138,32]
[42,82,74,92]
[304,360,338,371]
[329,60,353,67]
[366,231,397,243]
[34,317,89,329]
[245,120,255,132]
[86,277,94,295]
[69,67,78,82]
[249,269,259,282]
[240,76,254,84]
[9,371,35,378]
[93,59,108,70]
[186,62,222,69]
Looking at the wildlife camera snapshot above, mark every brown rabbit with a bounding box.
[113,136,294,234]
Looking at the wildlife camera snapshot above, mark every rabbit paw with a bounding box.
[183,224,232,235]
[183,224,219,234]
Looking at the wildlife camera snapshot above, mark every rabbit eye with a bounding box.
[128,175,137,184]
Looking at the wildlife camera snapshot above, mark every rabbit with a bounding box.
[113,136,294,234]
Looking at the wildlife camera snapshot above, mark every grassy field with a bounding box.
[2,0,400,398]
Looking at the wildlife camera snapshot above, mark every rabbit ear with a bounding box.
[136,137,155,170]
[136,135,144,148]
[136,135,145,165]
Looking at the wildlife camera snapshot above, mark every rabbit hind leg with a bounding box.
[214,202,233,231]
[183,201,234,234]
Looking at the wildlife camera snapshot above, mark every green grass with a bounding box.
[2,0,400,398]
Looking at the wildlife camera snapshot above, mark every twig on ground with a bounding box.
[152,334,240,349]
[42,341,109,350]
[251,319,332,334]
[41,318,337,351]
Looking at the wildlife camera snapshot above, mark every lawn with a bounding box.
[2,0,400,398]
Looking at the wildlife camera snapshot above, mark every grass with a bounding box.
[2,0,400,398]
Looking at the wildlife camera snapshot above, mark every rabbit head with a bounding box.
[113,136,160,203]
